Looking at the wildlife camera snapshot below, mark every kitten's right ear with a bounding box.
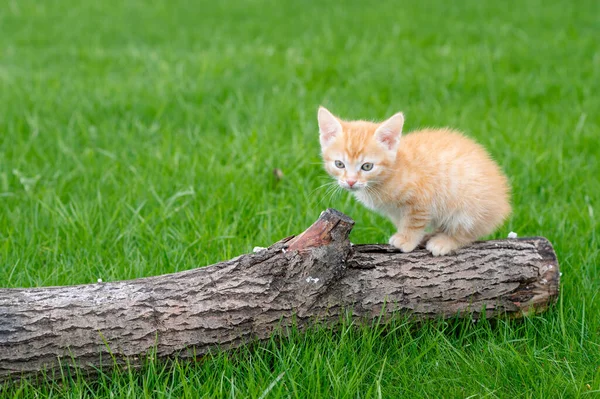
[318,107,343,148]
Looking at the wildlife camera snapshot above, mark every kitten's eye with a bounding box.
[334,160,345,169]
[361,163,374,171]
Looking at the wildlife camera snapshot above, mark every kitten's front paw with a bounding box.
[389,233,420,253]
[426,235,460,256]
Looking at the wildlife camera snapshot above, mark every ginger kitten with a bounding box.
[317,107,511,256]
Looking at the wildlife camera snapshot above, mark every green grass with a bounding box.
[1,0,599,397]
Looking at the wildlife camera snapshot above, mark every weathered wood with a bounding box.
[0,209,559,382]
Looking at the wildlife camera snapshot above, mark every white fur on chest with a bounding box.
[353,191,377,210]
[355,189,474,234]
[353,190,400,218]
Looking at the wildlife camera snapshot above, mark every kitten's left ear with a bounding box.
[374,112,404,152]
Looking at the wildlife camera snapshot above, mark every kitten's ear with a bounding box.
[318,107,343,148]
[374,112,404,152]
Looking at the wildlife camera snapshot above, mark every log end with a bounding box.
[509,237,560,316]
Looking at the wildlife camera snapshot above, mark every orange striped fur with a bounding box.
[318,107,511,256]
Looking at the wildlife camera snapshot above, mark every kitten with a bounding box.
[317,107,511,256]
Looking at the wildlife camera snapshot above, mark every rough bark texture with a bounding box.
[0,209,559,382]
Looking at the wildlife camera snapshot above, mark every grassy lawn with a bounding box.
[1,0,599,397]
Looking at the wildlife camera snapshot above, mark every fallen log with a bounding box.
[0,209,559,382]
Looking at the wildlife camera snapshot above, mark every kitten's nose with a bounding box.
[346,179,357,188]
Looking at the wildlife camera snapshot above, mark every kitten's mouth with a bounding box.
[338,180,365,191]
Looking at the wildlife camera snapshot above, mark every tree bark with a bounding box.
[0,209,559,382]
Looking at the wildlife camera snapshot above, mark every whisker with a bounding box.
[323,184,344,205]
[310,181,337,196]
[365,185,384,205]
[316,183,337,205]
[329,187,343,203]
